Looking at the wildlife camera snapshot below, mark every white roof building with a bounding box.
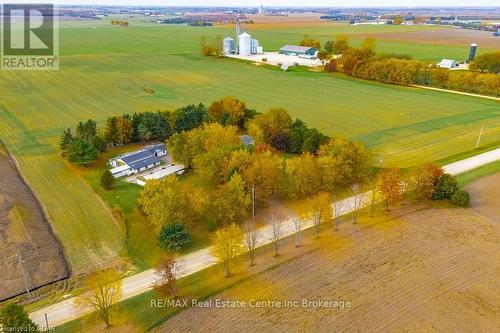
[438,59,459,69]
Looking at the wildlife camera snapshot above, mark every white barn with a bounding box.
[438,59,459,69]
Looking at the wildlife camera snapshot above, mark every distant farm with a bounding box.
[0,17,498,272]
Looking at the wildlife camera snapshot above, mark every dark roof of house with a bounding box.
[145,143,166,155]
[122,150,161,171]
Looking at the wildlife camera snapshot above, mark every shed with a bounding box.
[438,59,459,69]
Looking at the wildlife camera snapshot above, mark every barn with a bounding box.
[438,59,459,69]
[279,45,318,58]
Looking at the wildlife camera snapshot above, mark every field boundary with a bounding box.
[0,138,71,302]
[411,85,500,101]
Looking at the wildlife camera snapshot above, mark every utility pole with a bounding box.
[476,125,484,149]
[17,250,32,299]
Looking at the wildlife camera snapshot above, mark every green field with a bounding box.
[0,20,498,272]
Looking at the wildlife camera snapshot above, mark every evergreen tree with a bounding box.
[100,170,116,189]
[68,139,98,166]
[59,128,74,152]
[0,304,39,332]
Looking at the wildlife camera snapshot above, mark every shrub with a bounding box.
[433,173,457,200]
[451,190,471,207]
[100,170,116,189]
[0,304,38,332]
[158,222,192,251]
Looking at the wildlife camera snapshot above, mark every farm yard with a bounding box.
[158,190,500,332]
[0,18,499,274]
[0,144,68,300]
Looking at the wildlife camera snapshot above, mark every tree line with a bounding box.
[300,35,500,96]
[59,97,328,166]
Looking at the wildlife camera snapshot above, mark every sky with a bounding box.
[8,0,499,7]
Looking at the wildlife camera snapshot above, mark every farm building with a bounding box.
[438,59,459,69]
[109,143,168,178]
[279,45,318,58]
[240,135,255,145]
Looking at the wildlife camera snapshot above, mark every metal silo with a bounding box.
[251,39,259,54]
[238,32,252,56]
[468,43,478,62]
[223,37,234,55]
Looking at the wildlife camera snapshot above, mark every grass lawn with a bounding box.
[79,146,212,270]
[0,20,498,272]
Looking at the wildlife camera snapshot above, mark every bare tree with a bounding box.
[368,176,378,217]
[292,216,303,247]
[333,194,345,231]
[77,269,122,328]
[350,183,364,224]
[153,256,180,298]
[267,210,282,257]
[244,220,258,266]
[311,192,332,238]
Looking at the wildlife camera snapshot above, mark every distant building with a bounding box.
[109,143,167,178]
[279,45,318,58]
[438,59,459,69]
[223,36,234,54]
[240,135,255,145]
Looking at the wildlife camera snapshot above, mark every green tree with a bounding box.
[0,304,39,333]
[67,139,98,166]
[59,128,73,152]
[158,222,192,251]
[433,174,458,200]
[451,190,470,207]
[100,170,116,189]
[173,103,208,132]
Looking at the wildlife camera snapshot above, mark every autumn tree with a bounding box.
[153,256,180,298]
[299,34,321,49]
[284,152,320,199]
[331,36,349,54]
[211,223,244,277]
[378,168,402,210]
[407,163,444,200]
[317,137,371,191]
[212,173,251,226]
[241,150,284,206]
[77,269,122,329]
[139,176,207,228]
[208,96,247,127]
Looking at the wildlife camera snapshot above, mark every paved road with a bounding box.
[29,147,500,328]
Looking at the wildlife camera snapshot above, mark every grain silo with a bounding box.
[223,37,234,55]
[251,39,260,54]
[468,43,478,62]
[239,32,252,56]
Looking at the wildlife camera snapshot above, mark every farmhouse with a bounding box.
[279,45,318,58]
[438,59,459,69]
[109,144,167,178]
